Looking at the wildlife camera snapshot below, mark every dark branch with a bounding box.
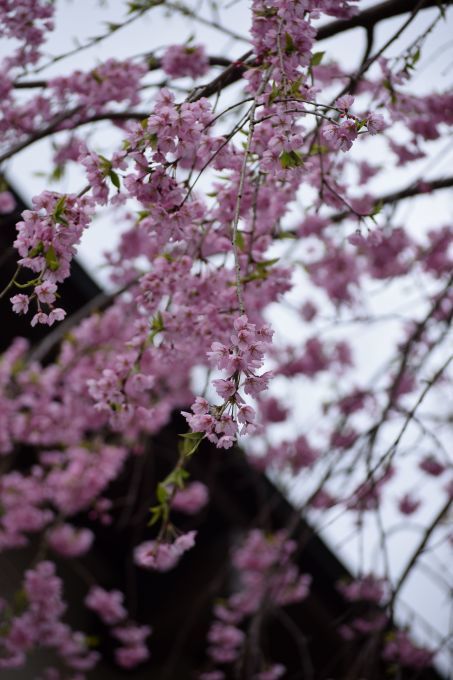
[13,56,234,90]
[316,0,452,41]
[330,176,453,223]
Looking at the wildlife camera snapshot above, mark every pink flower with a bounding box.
[172,481,209,515]
[255,664,286,680]
[134,531,197,571]
[115,644,149,668]
[366,112,386,134]
[217,435,235,449]
[212,378,237,400]
[243,372,272,397]
[161,44,209,79]
[31,311,49,327]
[207,342,231,370]
[0,190,15,214]
[47,524,94,557]
[397,493,421,515]
[48,308,66,325]
[113,624,151,646]
[383,631,434,669]
[419,456,445,476]
[323,119,357,151]
[338,575,388,605]
[85,586,127,625]
[10,294,30,314]
[35,281,57,304]
[335,94,354,111]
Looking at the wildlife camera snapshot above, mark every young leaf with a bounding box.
[311,51,325,66]
[156,483,169,504]
[280,150,303,169]
[234,230,245,251]
[109,170,121,190]
[284,32,295,55]
[45,245,60,272]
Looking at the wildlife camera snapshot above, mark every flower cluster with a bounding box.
[183,315,273,448]
[161,44,209,79]
[113,624,152,669]
[383,631,434,669]
[171,481,209,515]
[12,191,94,325]
[85,586,127,626]
[47,523,94,558]
[203,530,311,675]
[50,58,148,112]
[143,88,214,165]
[134,530,197,572]
[0,562,98,671]
[84,586,151,669]
[80,151,126,205]
[0,0,54,66]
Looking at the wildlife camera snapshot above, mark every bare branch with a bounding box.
[316,0,452,41]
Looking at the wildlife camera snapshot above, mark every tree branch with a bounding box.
[330,176,453,223]
[316,0,452,41]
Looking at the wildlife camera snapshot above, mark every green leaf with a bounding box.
[85,635,100,648]
[14,589,28,611]
[53,195,66,222]
[50,165,65,182]
[147,132,158,148]
[255,7,277,17]
[164,467,190,489]
[311,51,325,66]
[147,505,162,526]
[179,431,204,457]
[289,78,303,99]
[179,431,205,440]
[269,81,280,104]
[309,143,329,156]
[149,311,164,343]
[370,199,383,217]
[234,230,245,252]
[28,241,45,258]
[284,32,295,55]
[128,0,164,15]
[279,150,303,169]
[91,69,103,84]
[45,245,59,272]
[257,257,280,270]
[109,170,121,190]
[276,230,297,240]
[156,483,168,504]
